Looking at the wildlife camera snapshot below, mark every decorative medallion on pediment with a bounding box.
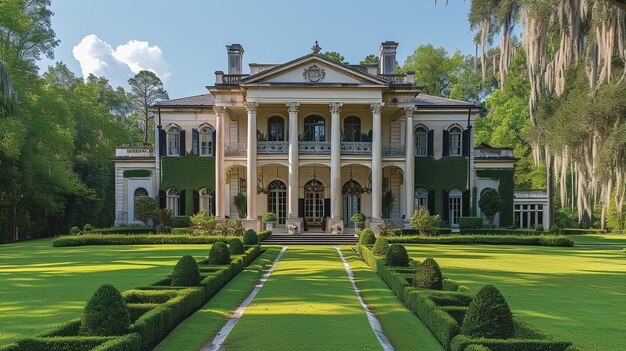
[303,64,326,82]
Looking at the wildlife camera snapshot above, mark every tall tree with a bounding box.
[128,70,168,145]
[360,54,380,65]
[321,51,348,64]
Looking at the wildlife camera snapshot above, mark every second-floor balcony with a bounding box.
[225,142,406,157]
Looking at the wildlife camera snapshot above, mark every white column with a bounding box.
[245,102,258,220]
[371,103,384,220]
[213,106,226,219]
[287,102,300,219]
[329,102,343,219]
[404,106,416,219]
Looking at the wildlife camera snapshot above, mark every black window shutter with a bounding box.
[212,130,217,156]
[442,190,449,222]
[462,190,470,217]
[298,198,304,218]
[428,190,435,215]
[324,198,331,218]
[427,130,434,157]
[192,128,199,156]
[462,129,470,157]
[159,128,166,156]
[179,190,186,215]
[159,189,166,209]
[442,130,450,157]
[193,190,199,214]
[179,129,186,156]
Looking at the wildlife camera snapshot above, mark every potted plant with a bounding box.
[351,212,366,230]
[262,212,277,231]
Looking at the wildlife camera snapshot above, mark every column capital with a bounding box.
[244,101,258,113]
[403,106,416,117]
[370,102,385,115]
[286,102,300,114]
[329,102,343,115]
[213,106,228,116]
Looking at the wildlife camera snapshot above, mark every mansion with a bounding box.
[113,41,548,233]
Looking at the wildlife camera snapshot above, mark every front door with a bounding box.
[267,180,287,224]
[344,194,360,226]
[304,179,325,226]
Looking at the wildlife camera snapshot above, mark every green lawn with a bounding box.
[154,247,282,351]
[568,233,626,245]
[222,246,385,350]
[0,238,212,347]
[403,244,626,351]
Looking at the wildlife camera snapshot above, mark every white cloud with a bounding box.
[72,34,170,88]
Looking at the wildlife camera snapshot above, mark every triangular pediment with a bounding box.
[240,54,388,86]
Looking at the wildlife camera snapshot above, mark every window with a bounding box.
[449,126,462,156]
[166,189,180,216]
[267,116,285,141]
[167,126,181,156]
[514,203,544,229]
[343,116,361,142]
[449,188,462,226]
[199,188,215,215]
[303,115,326,141]
[414,126,428,156]
[415,188,428,210]
[199,126,214,156]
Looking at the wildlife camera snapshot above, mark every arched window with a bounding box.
[267,116,285,141]
[343,116,361,142]
[167,126,181,156]
[449,188,463,226]
[414,126,428,156]
[199,126,215,156]
[134,188,149,197]
[303,115,326,141]
[166,189,180,216]
[267,180,287,224]
[199,188,215,215]
[449,126,462,156]
[415,188,428,210]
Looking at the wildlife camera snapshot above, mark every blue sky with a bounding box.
[41,0,476,98]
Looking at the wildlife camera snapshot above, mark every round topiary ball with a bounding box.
[413,257,443,290]
[359,229,376,245]
[70,226,81,235]
[461,284,514,339]
[385,244,410,267]
[83,224,93,232]
[207,242,231,265]
[243,229,258,245]
[228,238,245,254]
[80,284,130,336]
[372,236,389,256]
[171,255,201,286]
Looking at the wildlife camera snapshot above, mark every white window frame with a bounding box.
[449,188,463,226]
[449,126,462,156]
[414,126,428,156]
[166,189,180,216]
[199,127,214,156]
[415,188,428,210]
[199,188,214,215]
[167,127,181,156]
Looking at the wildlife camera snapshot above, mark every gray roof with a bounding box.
[153,94,214,108]
[414,93,477,108]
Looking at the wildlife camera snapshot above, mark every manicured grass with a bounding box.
[0,238,212,347]
[340,247,443,351]
[153,247,282,351]
[222,246,384,350]
[568,233,626,245]
[403,244,626,351]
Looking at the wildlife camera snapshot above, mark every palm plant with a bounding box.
[234,193,247,218]
[152,208,172,233]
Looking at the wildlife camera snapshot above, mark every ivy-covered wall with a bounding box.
[161,155,216,214]
[414,157,468,217]
[123,169,151,178]
[476,169,515,226]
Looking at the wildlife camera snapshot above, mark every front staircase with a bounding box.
[262,233,359,245]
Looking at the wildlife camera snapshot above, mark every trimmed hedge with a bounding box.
[170,256,201,287]
[170,216,191,228]
[460,229,539,235]
[257,230,272,242]
[459,217,483,229]
[461,285,513,339]
[372,236,390,256]
[123,170,151,178]
[53,235,234,247]
[386,235,573,247]
[451,335,572,351]
[89,227,155,235]
[207,242,231,265]
[80,285,131,336]
[228,238,245,254]
[559,228,607,235]
[243,229,258,245]
[464,345,492,351]
[413,258,443,290]
[385,244,410,267]
[359,229,376,245]
[390,228,453,236]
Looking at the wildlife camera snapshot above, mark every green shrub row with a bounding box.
[257,230,272,242]
[459,217,483,229]
[557,228,607,235]
[459,229,542,235]
[390,228,453,236]
[451,335,572,351]
[170,216,191,228]
[89,227,155,235]
[385,235,573,247]
[53,231,271,247]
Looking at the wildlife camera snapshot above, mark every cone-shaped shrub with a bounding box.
[207,242,231,265]
[359,229,376,245]
[171,255,201,286]
[80,284,130,336]
[461,284,514,339]
[413,257,443,290]
[243,229,258,245]
[385,244,410,266]
[372,236,389,256]
[228,237,245,254]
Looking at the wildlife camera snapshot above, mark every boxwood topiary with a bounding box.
[385,244,410,266]
[228,238,245,254]
[243,229,258,245]
[372,236,389,256]
[70,226,81,235]
[83,224,93,232]
[413,257,443,290]
[171,255,201,286]
[359,229,376,245]
[80,284,130,336]
[207,242,231,265]
[461,284,514,339]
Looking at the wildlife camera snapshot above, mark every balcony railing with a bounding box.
[383,143,405,157]
[115,147,155,158]
[341,142,371,155]
[514,190,548,199]
[474,148,515,158]
[299,142,331,155]
[225,143,247,156]
[219,74,250,85]
[257,141,289,154]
